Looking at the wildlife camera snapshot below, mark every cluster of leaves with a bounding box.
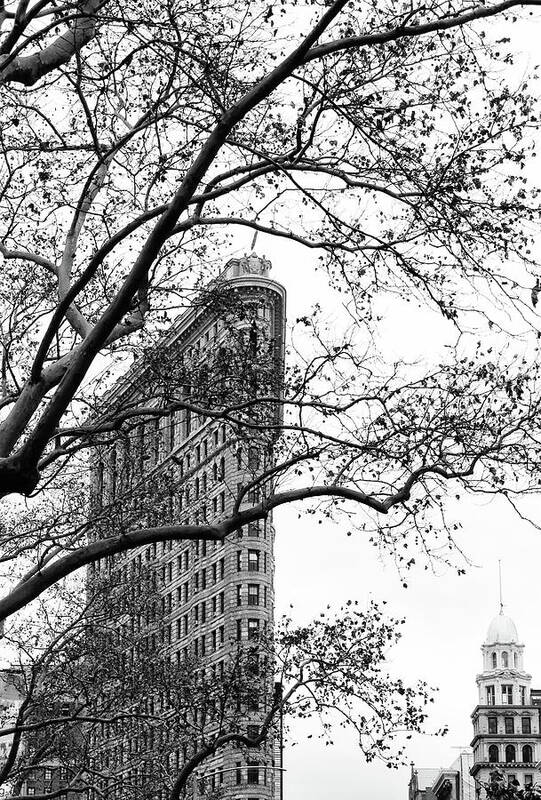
[485,770,541,799]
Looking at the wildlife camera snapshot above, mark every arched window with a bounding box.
[489,745,499,763]
[505,745,516,763]
[492,652,497,669]
[523,745,533,763]
[502,651,509,668]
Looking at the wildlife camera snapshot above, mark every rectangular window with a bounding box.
[522,717,532,734]
[219,591,224,612]
[248,486,261,504]
[236,585,242,606]
[521,686,527,705]
[236,763,242,785]
[505,717,514,734]
[237,620,242,641]
[248,550,259,572]
[488,716,497,734]
[247,764,259,785]
[237,551,242,571]
[248,584,260,606]
[247,619,260,640]
[486,685,495,705]
[502,685,513,705]
[525,775,533,787]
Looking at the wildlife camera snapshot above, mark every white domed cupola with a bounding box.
[485,612,519,646]
[477,608,531,704]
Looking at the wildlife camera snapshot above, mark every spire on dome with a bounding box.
[498,560,504,615]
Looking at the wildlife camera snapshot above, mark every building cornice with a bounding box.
[471,704,539,720]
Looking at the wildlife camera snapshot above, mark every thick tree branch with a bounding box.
[0,0,105,86]
[304,0,541,63]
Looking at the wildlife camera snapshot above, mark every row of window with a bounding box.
[98,407,266,507]
[488,716,532,734]
[488,744,534,763]
[491,650,518,669]
[95,419,229,503]
[503,775,535,788]
[163,548,269,591]
[486,684,527,705]
[170,618,263,661]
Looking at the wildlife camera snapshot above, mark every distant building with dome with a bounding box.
[471,609,541,796]
[409,608,541,800]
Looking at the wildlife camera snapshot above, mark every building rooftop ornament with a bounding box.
[222,252,272,279]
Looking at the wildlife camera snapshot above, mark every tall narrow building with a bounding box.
[471,609,541,796]
[87,255,286,800]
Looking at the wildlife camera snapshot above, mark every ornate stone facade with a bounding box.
[88,255,286,800]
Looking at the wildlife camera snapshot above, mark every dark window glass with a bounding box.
[247,764,259,785]
[489,745,499,763]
